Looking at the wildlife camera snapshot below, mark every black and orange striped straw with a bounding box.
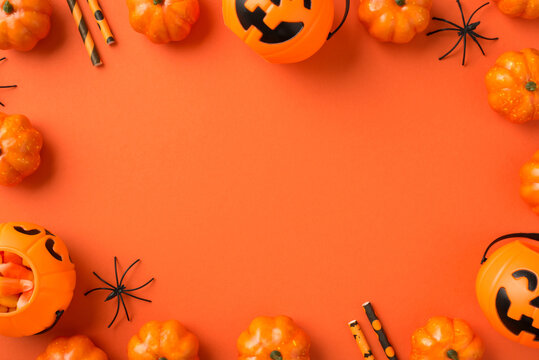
[87,0,115,45]
[66,0,102,66]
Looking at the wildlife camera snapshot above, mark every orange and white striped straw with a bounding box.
[66,0,102,66]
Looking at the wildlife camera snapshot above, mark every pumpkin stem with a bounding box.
[446,349,459,360]
[395,0,405,6]
[526,81,537,92]
[3,0,14,14]
[153,0,164,4]
[158,358,167,360]
[270,350,283,360]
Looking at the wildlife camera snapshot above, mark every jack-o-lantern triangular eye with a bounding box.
[531,296,539,308]
[512,270,538,292]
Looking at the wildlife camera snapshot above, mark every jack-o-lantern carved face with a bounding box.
[477,233,539,348]
[0,222,76,337]
[495,270,539,341]
[223,0,335,63]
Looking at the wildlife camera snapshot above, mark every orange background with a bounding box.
[1,0,538,358]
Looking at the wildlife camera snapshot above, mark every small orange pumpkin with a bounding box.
[0,222,75,337]
[237,315,310,360]
[37,335,108,360]
[128,320,199,360]
[520,151,539,214]
[485,48,538,124]
[0,112,43,186]
[411,317,484,360]
[126,0,200,44]
[493,0,539,19]
[358,0,432,43]
[0,0,52,51]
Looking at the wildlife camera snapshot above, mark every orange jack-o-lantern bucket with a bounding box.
[0,222,76,337]
[476,233,539,348]
[223,0,350,63]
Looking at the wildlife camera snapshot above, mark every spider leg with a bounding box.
[124,278,154,292]
[0,85,16,88]
[108,296,121,328]
[427,28,461,36]
[92,271,116,288]
[432,17,463,29]
[84,287,114,296]
[439,35,464,60]
[114,256,120,286]
[470,31,498,41]
[123,292,152,303]
[0,101,5,107]
[461,33,467,66]
[0,57,5,62]
[119,294,131,321]
[467,2,490,26]
[119,259,141,285]
[456,0,467,26]
[469,34,486,56]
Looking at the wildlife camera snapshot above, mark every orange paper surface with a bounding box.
[1,0,538,358]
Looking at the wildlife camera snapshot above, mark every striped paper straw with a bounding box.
[66,0,102,66]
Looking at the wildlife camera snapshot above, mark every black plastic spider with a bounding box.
[84,257,154,328]
[0,57,17,106]
[427,0,498,66]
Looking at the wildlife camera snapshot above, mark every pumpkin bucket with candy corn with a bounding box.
[0,222,76,337]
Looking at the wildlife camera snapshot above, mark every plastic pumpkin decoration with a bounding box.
[0,112,43,186]
[37,335,108,360]
[411,317,484,360]
[476,233,539,348]
[0,0,52,51]
[485,48,538,124]
[126,0,200,44]
[128,320,199,360]
[223,0,350,64]
[237,315,310,360]
[0,222,75,337]
[493,0,539,19]
[358,0,432,44]
[520,151,539,214]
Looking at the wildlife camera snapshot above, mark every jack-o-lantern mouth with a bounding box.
[495,269,539,341]
[236,0,309,44]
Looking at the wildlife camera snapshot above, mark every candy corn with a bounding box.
[0,263,33,281]
[0,251,35,312]
[3,252,22,265]
[17,290,32,309]
[0,294,19,308]
[0,277,33,296]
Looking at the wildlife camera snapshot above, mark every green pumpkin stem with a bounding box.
[446,349,459,360]
[153,0,164,4]
[526,81,537,92]
[3,0,14,14]
[396,0,405,6]
[270,350,283,360]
